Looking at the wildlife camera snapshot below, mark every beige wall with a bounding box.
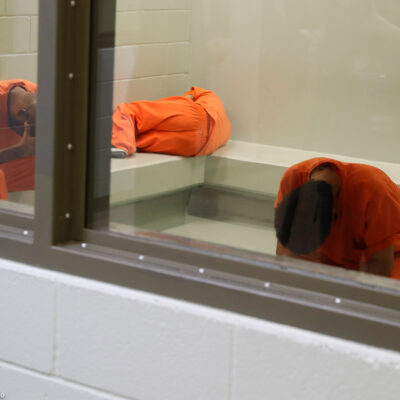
[0,0,38,82]
[190,0,400,164]
[112,0,192,108]
[0,0,191,103]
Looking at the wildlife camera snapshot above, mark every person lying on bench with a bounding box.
[111,86,230,158]
[0,79,230,199]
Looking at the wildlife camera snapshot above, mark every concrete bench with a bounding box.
[110,152,206,206]
[7,140,400,209]
[206,140,400,197]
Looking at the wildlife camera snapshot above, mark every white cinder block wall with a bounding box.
[0,0,38,82]
[1,257,400,400]
[112,0,192,108]
[0,0,191,108]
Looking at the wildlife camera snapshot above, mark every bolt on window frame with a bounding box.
[0,0,399,352]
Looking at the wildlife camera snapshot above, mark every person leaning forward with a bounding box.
[274,157,400,280]
[0,79,37,200]
[0,80,230,200]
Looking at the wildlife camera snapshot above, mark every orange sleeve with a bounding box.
[363,178,400,255]
[0,170,8,200]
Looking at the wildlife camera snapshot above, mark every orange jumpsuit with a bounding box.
[0,79,37,199]
[275,158,400,280]
[111,87,231,156]
[0,170,8,200]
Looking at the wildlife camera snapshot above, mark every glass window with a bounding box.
[88,0,400,287]
[0,0,38,215]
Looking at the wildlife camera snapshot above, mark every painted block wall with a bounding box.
[0,0,191,105]
[112,0,192,108]
[190,0,400,164]
[0,0,38,82]
[0,257,400,399]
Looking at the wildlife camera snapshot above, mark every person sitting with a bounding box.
[0,79,37,201]
[274,157,400,280]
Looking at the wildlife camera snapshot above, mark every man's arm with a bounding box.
[278,239,394,277]
[0,123,35,164]
[360,245,394,277]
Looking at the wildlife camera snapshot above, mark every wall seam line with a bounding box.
[228,326,235,400]
[111,72,189,84]
[0,358,138,400]
[50,282,58,375]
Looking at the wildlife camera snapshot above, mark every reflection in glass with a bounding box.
[0,2,38,214]
[90,0,400,283]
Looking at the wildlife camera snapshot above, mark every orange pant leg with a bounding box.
[111,103,137,155]
[184,87,231,156]
[112,96,208,156]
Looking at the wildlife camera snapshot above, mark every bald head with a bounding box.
[8,86,37,136]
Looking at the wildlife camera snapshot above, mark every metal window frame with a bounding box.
[0,0,399,352]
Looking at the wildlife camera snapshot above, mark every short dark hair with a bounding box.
[274,180,334,254]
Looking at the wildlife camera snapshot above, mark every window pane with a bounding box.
[88,0,400,286]
[0,0,38,215]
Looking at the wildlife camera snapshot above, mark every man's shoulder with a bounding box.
[344,163,400,200]
[346,163,393,185]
